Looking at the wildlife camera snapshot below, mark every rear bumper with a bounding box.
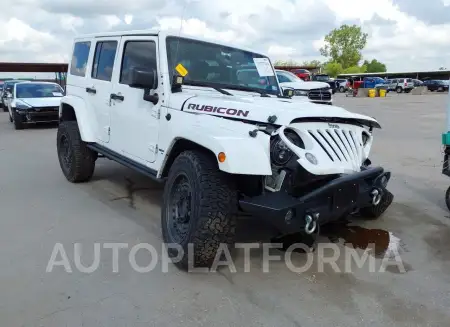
[239,167,391,233]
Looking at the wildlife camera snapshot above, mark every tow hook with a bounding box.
[304,213,319,234]
[371,188,383,206]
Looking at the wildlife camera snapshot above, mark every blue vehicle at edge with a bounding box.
[362,77,388,90]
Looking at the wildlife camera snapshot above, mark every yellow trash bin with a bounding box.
[368,89,376,98]
[379,89,386,97]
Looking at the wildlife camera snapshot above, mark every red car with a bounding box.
[290,68,311,81]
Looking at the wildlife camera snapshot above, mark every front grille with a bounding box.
[32,106,59,113]
[308,89,332,101]
[308,127,363,171]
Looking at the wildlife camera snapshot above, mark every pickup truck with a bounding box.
[311,74,338,94]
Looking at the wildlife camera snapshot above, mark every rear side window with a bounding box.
[92,41,118,82]
[70,41,91,77]
[120,41,158,85]
[406,78,412,82]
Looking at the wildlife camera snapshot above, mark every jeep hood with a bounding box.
[173,92,380,128]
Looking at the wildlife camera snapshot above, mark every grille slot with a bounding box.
[308,88,332,101]
[309,126,363,170]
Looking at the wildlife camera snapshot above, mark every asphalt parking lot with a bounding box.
[1,92,450,327]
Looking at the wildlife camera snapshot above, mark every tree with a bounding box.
[323,61,343,77]
[320,24,368,69]
[363,59,387,73]
[343,65,367,74]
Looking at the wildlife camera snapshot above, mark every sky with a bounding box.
[0,0,450,78]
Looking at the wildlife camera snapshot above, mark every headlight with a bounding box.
[14,102,31,110]
[294,90,308,96]
[270,131,303,166]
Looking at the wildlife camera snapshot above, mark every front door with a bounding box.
[109,35,161,164]
[86,37,120,143]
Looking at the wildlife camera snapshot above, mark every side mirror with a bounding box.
[282,88,294,98]
[129,68,158,89]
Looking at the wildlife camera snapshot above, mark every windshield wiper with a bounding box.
[183,81,233,96]
[214,84,272,97]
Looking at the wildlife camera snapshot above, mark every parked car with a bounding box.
[311,74,338,93]
[412,79,423,87]
[335,78,350,92]
[422,80,449,92]
[289,68,311,81]
[0,80,24,112]
[275,69,333,105]
[56,30,393,269]
[363,77,388,91]
[7,81,64,129]
[385,78,414,93]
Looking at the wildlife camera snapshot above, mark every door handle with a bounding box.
[86,87,96,94]
[110,93,124,101]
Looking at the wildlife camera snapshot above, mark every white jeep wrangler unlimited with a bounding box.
[57,30,393,269]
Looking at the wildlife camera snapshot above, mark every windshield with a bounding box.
[166,36,281,96]
[315,75,330,81]
[277,71,302,83]
[16,83,64,98]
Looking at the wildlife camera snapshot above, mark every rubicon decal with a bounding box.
[186,103,250,117]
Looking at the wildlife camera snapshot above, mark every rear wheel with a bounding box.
[445,186,450,211]
[57,121,96,183]
[162,150,238,270]
[396,86,403,93]
[438,86,443,92]
[339,86,345,93]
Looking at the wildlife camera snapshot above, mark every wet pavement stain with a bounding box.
[320,220,408,258]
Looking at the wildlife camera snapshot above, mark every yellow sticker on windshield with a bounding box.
[175,63,188,77]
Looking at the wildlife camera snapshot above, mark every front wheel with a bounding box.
[13,112,24,130]
[438,86,443,92]
[445,186,450,211]
[359,190,394,219]
[162,150,238,270]
[57,121,96,183]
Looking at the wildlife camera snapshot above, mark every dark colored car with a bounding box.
[412,79,423,87]
[0,80,26,111]
[422,80,449,92]
[311,74,338,94]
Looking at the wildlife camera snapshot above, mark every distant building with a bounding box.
[337,70,450,81]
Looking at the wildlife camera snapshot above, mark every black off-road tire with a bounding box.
[445,186,450,212]
[13,112,24,130]
[359,189,394,219]
[57,121,96,183]
[162,150,238,270]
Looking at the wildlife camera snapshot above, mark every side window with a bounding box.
[91,41,118,82]
[120,41,158,85]
[277,74,290,83]
[70,42,91,77]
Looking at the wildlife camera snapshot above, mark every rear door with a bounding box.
[86,37,120,144]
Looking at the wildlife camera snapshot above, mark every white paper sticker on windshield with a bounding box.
[53,92,63,96]
[253,58,274,77]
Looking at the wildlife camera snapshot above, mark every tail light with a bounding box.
[404,81,407,86]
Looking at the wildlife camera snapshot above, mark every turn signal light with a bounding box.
[218,152,226,163]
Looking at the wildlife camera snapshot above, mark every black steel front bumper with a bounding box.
[16,109,59,123]
[239,167,391,234]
